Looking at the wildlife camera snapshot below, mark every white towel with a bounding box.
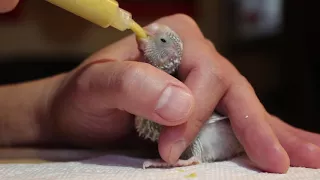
[1,154,319,180]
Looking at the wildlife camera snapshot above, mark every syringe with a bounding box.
[46,0,147,39]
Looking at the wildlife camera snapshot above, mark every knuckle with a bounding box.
[228,73,256,97]
[75,61,108,92]
[117,63,144,91]
[237,74,255,92]
[158,13,204,38]
[213,69,229,91]
[202,61,230,93]
[116,62,153,94]
[171,13,198,27]
[204,38,217,50]
[238,75,249,85]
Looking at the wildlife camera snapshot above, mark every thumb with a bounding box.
[0,0,19,13]
[75,59,195,126]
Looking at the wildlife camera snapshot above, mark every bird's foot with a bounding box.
[142,156,201,169]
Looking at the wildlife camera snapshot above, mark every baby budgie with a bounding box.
[134,23,244,169]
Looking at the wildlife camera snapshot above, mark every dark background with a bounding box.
[0,0,319,133]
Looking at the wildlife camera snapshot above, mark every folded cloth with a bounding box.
[0,154,319,180]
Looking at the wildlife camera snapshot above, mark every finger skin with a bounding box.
[75,60,195,126]
[218,77,290,173]
[269,115,320,147]
[277,131,320,169]
[0,0,19,13]
[291,128,320,147]
[269,116,320,168]
[50,59,194,145]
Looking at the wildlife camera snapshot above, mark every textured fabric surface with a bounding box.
[1,155,319,180]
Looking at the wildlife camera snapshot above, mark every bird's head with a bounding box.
[136,23,183,74]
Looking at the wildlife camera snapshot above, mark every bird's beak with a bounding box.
[135,24,156,51]
[135,28,152,44]
[135,23,162,52]
[135,34,149,53]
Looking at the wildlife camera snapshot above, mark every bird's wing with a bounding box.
[206,112,229,124]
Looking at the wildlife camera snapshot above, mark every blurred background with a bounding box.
[0,0,318,133]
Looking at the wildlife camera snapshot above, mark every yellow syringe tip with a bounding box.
[130,20,147,39]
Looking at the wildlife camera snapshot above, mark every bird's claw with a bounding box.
[142,156,201,169]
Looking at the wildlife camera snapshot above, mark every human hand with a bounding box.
[44,14,320,173]
[2,1,319,173]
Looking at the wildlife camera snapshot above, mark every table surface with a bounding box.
[0,148,107,164]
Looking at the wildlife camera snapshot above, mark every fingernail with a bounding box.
[169,140,186,164]
[155,86,193,121]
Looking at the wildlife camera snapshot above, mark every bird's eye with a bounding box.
[160,38,167,43]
